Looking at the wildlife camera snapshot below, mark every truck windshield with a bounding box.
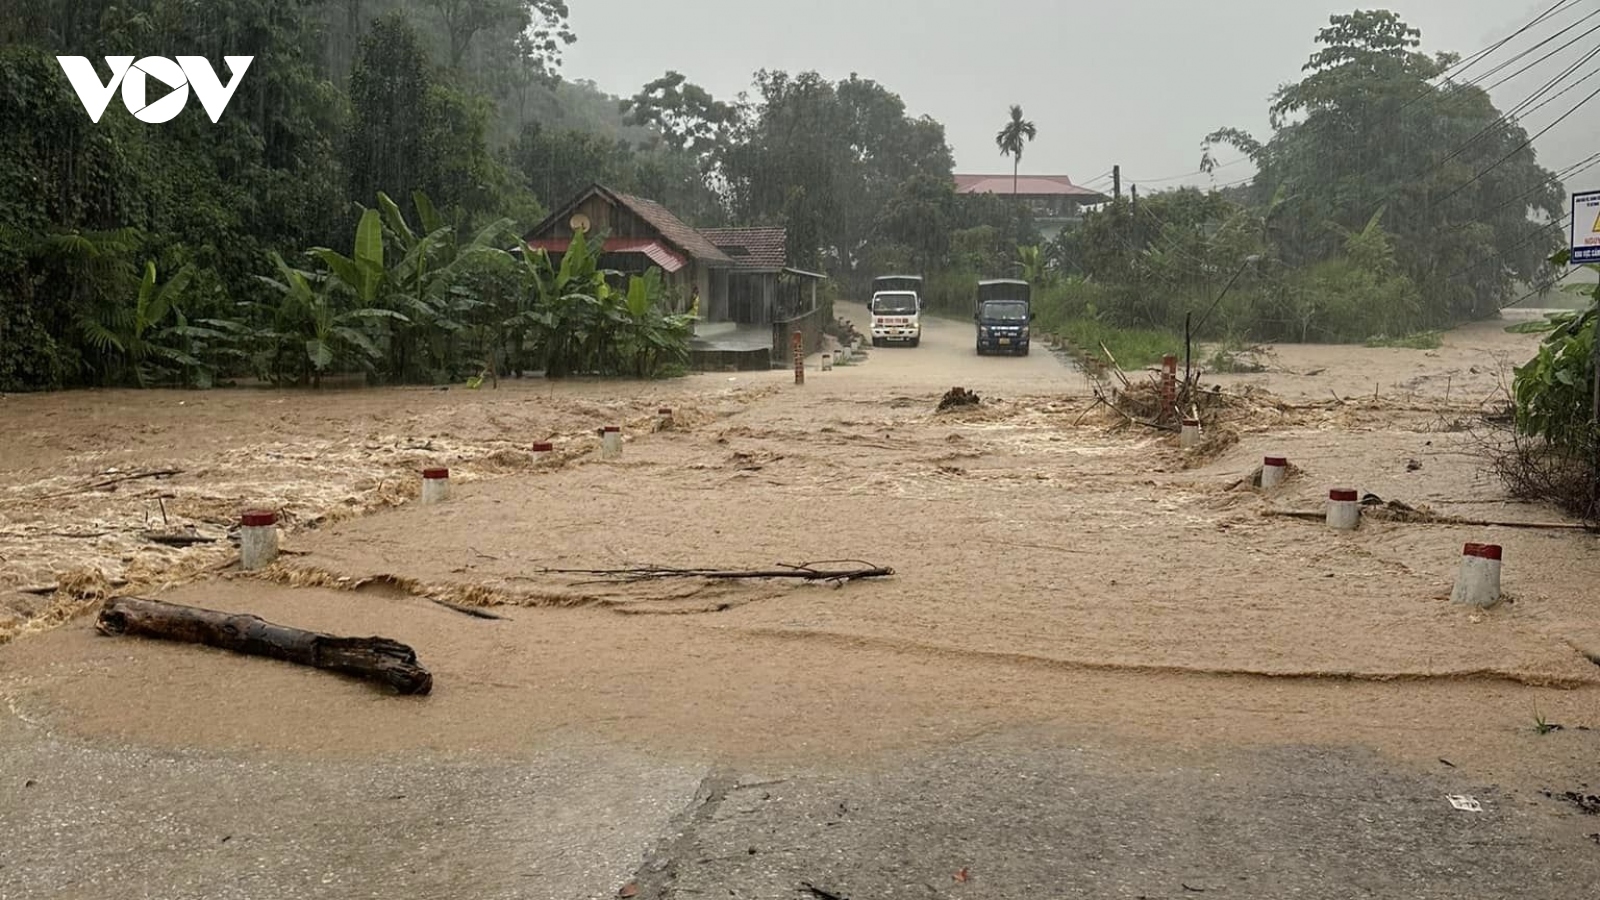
[874,293,918,314]
[980,301,1029,322]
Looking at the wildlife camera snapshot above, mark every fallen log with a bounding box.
[96,596,432,694]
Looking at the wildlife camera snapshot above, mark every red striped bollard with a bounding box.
[1160,354,1178,423]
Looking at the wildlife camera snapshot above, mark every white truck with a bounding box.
[868,274,924,348]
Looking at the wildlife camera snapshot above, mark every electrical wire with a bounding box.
[1438,81,1600,204]
[1501,266,1579,309]
[1446,0,1582,84]
[1398,0,1586,111]
[1427,43,1600,175]
[1483,151,1600,216]
[1456,6,1600,91]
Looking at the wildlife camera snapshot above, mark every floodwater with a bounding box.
[4,304,1600,898]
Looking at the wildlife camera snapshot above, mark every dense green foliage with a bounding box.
[1037,11,1564,348]
[1511,256,1599,451]
[0,6,1582,394]
[0,0,976,389]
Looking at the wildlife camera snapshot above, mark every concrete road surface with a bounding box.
[7,718,1597,899]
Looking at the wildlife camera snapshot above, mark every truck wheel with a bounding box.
[975,343,985,356]
[1020,346,1030,356]
[871,337,882,348]
[909,336,920,348]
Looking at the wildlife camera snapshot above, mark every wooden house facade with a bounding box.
[523,184,735,314]
[699,227,824,327]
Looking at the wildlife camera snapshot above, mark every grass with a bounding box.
[1051,318,1179,370]
[1365,331,1443,350]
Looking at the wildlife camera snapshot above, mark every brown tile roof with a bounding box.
[699,226,788,271]
[610,191,734,265]
[954,173,1109,201]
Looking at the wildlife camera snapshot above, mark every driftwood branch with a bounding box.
[96,596,432,694]
[143,532,217,547]
[540,560,893,585]
[29,469,185,503]
[19,578,129,596]
[430,598,505,620]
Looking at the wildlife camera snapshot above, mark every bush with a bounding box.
[1054,318,1178,370]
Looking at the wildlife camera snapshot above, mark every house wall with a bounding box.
[771,304,826,363]
[534,194,714,314]
[727,272,776,325]
[542,195,656,241]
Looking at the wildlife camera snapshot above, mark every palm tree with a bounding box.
[995,104,1038,200]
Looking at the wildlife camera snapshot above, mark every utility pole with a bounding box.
[1126,180,1139,241]
[1112,165,1122,202]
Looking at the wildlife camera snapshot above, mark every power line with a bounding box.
[1447,0,1582,83]
[1428,42,1600,175]
[1438,80,1600,204]
[1503,58,1600,121]
[1481,22,1600,93]
[1442,215,1570,283]
[1484,150,1600,216]
[1128,157,1249,187]
[1451,5,1600,94]
[1399,0,1586,111]
[1501,266,1579,310]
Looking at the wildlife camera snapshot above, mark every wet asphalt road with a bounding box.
[6,716,1599,899]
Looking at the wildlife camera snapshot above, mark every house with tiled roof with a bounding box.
[524,183,735,318]
[525,186,828,370]
[954,173,1110,238]
[700,226,824,327]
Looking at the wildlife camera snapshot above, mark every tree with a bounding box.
[1202,10,1562,323]
[876,175,957,274]
[995,104,1037,199]
[422,0,574,72]
[346,14,437,216]
[718,70,954,283]
[621,71,735,155]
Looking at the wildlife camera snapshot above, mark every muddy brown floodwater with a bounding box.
[3,304,1600,897]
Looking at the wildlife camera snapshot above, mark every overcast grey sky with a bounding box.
[565,0,1596,196]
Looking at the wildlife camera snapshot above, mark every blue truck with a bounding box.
[973,278,1034,356]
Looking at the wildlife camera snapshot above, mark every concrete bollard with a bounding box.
[821,353,833,371]
[421,467,451,504]
[239,509,279,570]
[1450,543,1503,608]
[1160,355,1178,423]
[1326,488,1360,530]
[1261,456,1288,489]
[600,426,622,460]
[1180,418,1201,449]
[532,441,554,463]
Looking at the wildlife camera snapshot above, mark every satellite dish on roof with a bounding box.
[569,213,591,233]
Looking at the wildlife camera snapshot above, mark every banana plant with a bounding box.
[511,227,609,378]
[254,251,407,387]
[617,269,691,377]
[77,260,214,387]
[309,207,386,306]
[373,190,518,380]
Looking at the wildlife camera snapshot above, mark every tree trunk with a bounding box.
[96,597,433,695]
